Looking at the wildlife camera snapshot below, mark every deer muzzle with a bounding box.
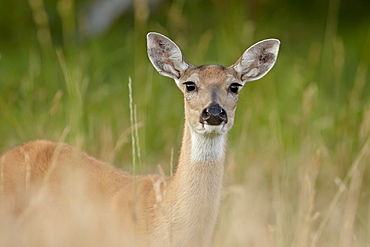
[201,102,228,126]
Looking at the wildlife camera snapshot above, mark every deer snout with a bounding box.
[201,102,228,126]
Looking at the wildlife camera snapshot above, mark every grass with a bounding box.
[0,0,369,246]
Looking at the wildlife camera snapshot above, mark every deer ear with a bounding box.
[147,32,190,79]
[231,39,280,84]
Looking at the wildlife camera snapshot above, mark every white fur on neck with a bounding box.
[190,128,226,162]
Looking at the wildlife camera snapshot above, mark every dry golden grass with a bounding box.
[0,133,369,247]
[1,0,369,245]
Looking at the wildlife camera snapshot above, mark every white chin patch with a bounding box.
[191,122,228,135]
[204,124,222,133]
[203,124,225,134]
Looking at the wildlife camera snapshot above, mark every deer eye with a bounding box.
[229,83,242,94]
[183,81,197,92]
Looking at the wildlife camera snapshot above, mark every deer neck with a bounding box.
[178,123,226,164]
[163,123,226,245]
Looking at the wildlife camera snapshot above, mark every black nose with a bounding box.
[201,102,228,125]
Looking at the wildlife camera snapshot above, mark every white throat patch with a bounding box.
[190,130,226,162]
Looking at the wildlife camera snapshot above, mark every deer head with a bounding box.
[147,32,280,135]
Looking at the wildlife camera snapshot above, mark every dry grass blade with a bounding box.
[311,137,370,247]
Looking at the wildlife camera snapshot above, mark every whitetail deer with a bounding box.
[0,32,280,246]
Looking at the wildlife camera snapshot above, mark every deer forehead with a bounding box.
[182,65,239,86]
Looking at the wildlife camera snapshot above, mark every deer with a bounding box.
[0,32,280,247]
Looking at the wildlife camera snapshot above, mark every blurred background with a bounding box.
[0,0,369,246]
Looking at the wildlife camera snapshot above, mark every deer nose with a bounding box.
[201,102,228,126]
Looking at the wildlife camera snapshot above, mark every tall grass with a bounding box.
[0,0,369,246]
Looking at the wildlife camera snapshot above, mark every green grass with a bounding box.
[0,0,369,246]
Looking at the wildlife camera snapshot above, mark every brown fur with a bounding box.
[0,32,279,247]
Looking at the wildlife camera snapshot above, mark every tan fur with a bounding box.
[0,32,280,247]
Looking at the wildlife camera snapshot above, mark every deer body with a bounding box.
[0,33,279,246]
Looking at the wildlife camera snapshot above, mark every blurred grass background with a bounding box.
[0,0,369,246]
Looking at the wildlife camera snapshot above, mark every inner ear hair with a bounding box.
[231,39,280,83]
[147,32,190,79]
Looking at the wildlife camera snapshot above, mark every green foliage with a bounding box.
[0,0,369,245]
